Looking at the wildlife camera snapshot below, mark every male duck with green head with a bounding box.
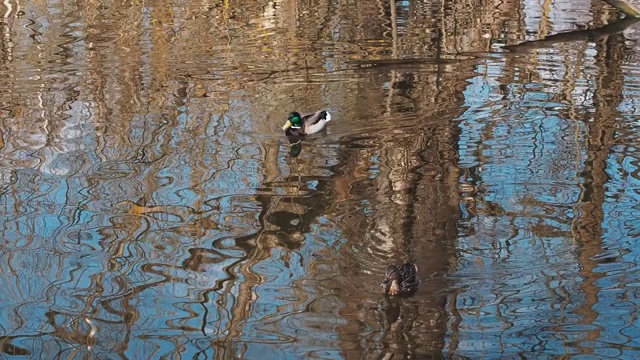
[282,110,332,137]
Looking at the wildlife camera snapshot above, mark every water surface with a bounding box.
[2,0,640,358]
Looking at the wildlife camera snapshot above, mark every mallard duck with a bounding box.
[381,263,420,296]
[282,110,332,137]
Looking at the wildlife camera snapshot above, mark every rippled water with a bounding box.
[2,0,640,358]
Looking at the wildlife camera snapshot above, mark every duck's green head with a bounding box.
[282,112,302,130]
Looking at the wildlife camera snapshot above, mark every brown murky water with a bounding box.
[2,0,640,358]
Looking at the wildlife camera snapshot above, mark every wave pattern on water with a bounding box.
[3,0,640,358]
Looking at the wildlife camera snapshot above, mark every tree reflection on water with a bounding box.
[1,0,640,358]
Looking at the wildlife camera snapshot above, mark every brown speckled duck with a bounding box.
[381,263,420,296]
[282,110,332,137]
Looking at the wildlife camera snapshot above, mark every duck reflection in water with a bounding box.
[288,141,303,157]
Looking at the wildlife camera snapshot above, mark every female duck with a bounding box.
[282,110,332,137]
[381,263,420,296]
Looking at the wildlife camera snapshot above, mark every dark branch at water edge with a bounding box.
[503,16,640,53]
[602,0,640,17]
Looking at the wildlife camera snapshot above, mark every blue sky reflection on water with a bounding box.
[4,0,640,358]
[450,53,640,357]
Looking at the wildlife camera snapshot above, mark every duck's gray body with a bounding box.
[282,110,332,137]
